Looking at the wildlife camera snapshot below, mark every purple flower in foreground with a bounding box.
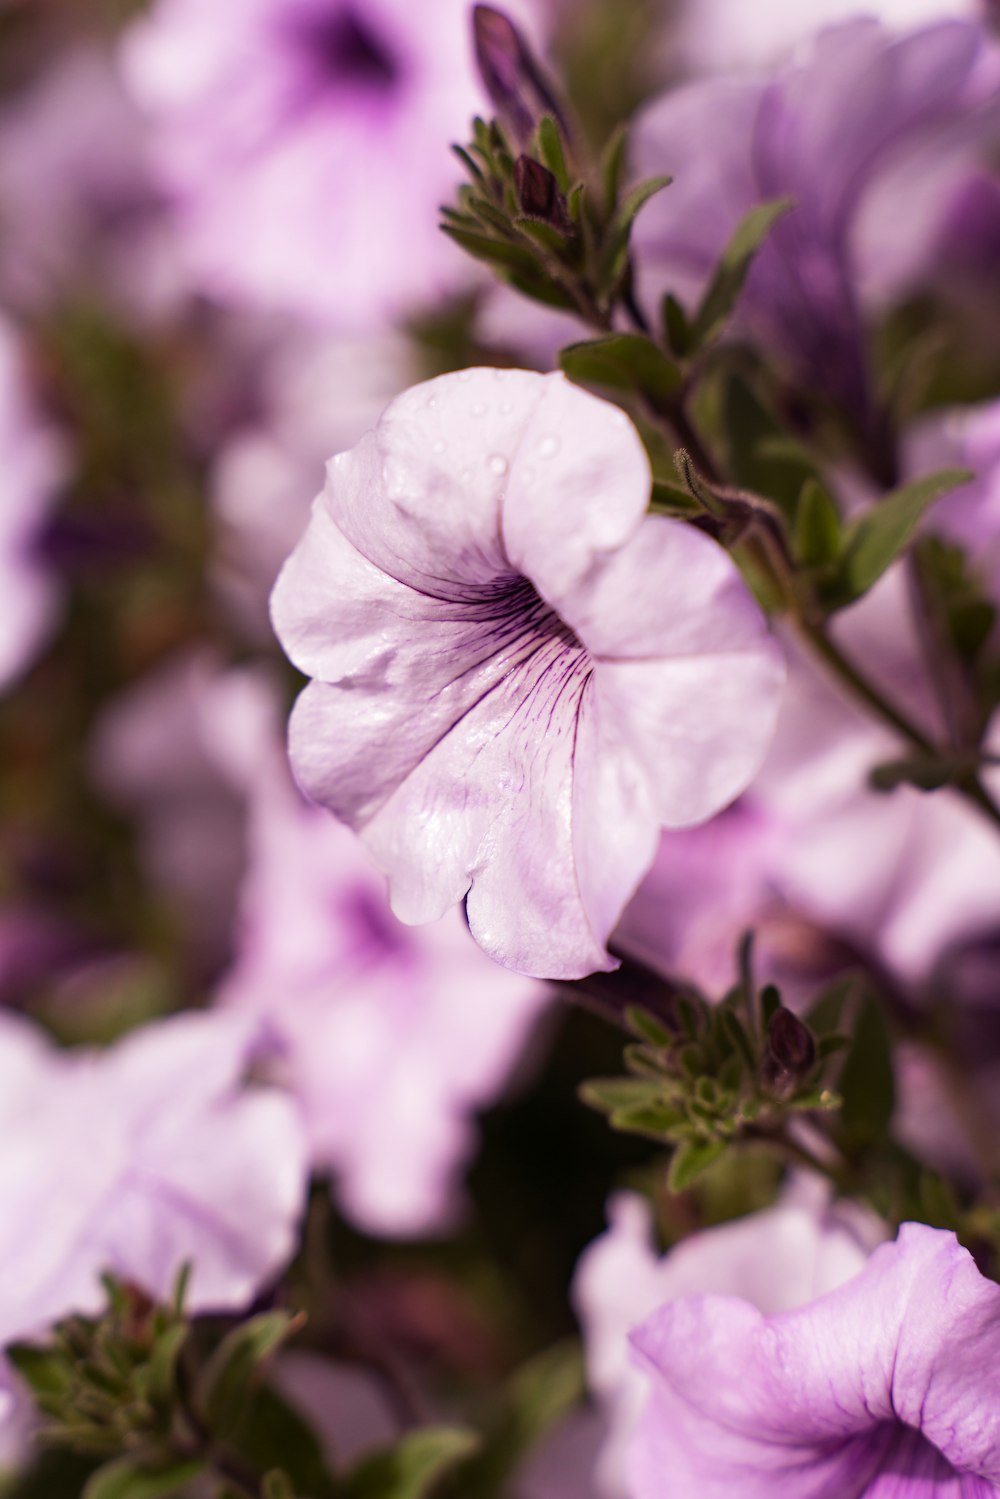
[121,0,517,327]
[271,368,784,979]
[574,1184,881,1497]
[632,19,1000,448]
[0,1009,307,1350]
[217,702,550,1237]
[628,1222,1000,1497]
[0,317,65,692]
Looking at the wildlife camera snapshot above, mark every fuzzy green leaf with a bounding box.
[81,1458,205,1499]
[689,199,793,350]
[336,1429,478,1499]
[667,1137,727,1192]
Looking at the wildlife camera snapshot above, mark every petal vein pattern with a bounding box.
[272,368,785,979]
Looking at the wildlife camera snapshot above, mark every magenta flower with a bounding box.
[121,0,501,327]
[271,368,784,979]
[574,1185,880,1498]
[628,1223,1000,1496]
[217,719,550,1238]
[0,317,65,693]
[0,1010,307,1347]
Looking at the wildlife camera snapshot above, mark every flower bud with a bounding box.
[761,1006,816,1097]
[514,155,572,233]
[472,6,568,148]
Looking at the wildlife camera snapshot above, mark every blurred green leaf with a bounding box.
[560,333,682,406]
[667,1138,727,1192]
[822,470,971,610]
[837,994,895,1147]
[197,1312,302,1442]
[81,1457,204,1499]
[689,199,793,350]
[599,174,672,290]
[794,479,841,567]
[336,1429,478,1499]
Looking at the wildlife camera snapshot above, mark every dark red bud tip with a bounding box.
[761,1007,817,1098]
[472,5,567,148]
[514,154,558,218]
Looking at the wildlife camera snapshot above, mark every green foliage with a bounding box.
[196,1311,303,1443]
[837,994,896,1148]
[580,973,843,1191]
[559,333,682,406]
[335,1429,479,1499]
[818,470,972,610]
[445,113,671,324]
[686,199,793,352]
[82,1457,205,1499]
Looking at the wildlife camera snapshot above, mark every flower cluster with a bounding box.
[0,1,999,1496]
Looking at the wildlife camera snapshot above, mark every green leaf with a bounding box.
[689,199,793,350]
[534,116,570,192]
[439,225,540,279]
[6,1344,74,1404]
[837,994,895,1146]
[609,1100,687,1140]
[197,1311,302,1442]
[804,973,860,1036]
[336,1429,478,1499]
[624,1005,675,1048]
[823,469,971,609]
[668,1137,726,1192]
[262,1473,296,1499]
[794,479,841,567]
[578,1077,667,1114]
[146,1323,189,1408]
[599,174,672,289]
[661,293,691,358]
[599,124,628,218]
[720,374,819,522]
[81,1458,205,1499]
[559,333,682,406]
[232,1382,336,1498]
[649,478,702,516]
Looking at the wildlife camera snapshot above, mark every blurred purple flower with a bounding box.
[91,652,273,975]
[633,18,1000,456]
[0,1009,307,1349]
[271,368,784,980]
[121,0,511,327]
[574,1183,881,1497]
[0,48,183,317]
[0,317,65,693]
[628,1223,1000,1496]
[216,711,550,1238]
[212,329,417,636]
[908,397,1000,588]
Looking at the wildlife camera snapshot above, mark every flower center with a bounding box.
[299,6,401,91]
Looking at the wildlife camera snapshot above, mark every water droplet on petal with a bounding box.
[539,435,560,458]
[488,453,508,476]
[470,401,487,417]
[432,439,446,454]
[499,401,513,415]
[457,370,473,383]
[427,395,437,408]
[460,468,473,483]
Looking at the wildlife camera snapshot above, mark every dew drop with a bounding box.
[432,439,446,454]
[488,453,508,476]
[457,370,473,383]
[499,401,513,415]
[538,435,560,458]
[427,395,437,408]
[470,401,487,417]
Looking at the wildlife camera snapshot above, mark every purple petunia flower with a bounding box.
[632,18,1000,449]
[627,1222,1000,1496]
[0,316,65,693]
[574,1184,881,1498]
[271,368,785,980]
[121,0,529,327]
[0,1011,307,1343]
[215,684,551,1238]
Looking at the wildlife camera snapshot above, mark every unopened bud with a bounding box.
[762,1006,816,1097]
[513,155,572,234]
[472,6,568,148]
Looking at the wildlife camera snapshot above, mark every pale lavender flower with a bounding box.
[632,19,1000,449]
[0,48,183,317]
[574,1184,881,1498]
[121,0,514,327]
[0,1009,307,1348]
[0,316,65,693]
[216,708,550,1238]
[628,1222,1000,1496]
[271,368,785,980]
[907,397,1000,592]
